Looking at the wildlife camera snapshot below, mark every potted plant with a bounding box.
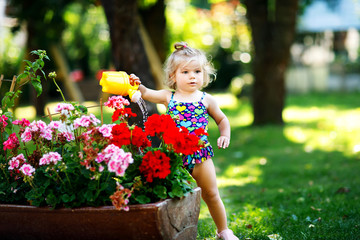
[0,50,202,240]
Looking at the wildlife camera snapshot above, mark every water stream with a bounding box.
[136,97,148,124]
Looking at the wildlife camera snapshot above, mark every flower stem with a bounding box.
[52,77,66,102]
[54,170,66,186]
[1,167,9,183]
[65,172,73,189]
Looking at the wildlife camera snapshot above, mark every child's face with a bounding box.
[174,60,204,92]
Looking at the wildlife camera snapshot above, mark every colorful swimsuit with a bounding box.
[166,92,214,171]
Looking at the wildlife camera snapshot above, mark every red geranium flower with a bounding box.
[162,125,202,155]
[131,126,151,149]
[111,123,131,147]
[139,150,171,183]
[144,114,177,137]
[194,127,208,136]
[112,108,137,123]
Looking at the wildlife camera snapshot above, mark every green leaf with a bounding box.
[135,194,151,204]
[62,194,71,202]
[16,72,29,82]
[46,192,58,207]
[88,181,97,190]
[84,190,94,201]
[40,70,47,79]
[23,60,32,67]
[31,80,43,96]
[100,182,110,191]
[170,183,184,198]
[77,105,88,114]
[153,185,167,199]
[37,58,44,68]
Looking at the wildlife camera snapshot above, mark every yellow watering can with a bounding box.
[99,71,141,102]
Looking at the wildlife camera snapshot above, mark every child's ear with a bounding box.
[170,74,176,82]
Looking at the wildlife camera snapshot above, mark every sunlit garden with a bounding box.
[197,92,360,239]
[1,0,360,239]
[7,91,360,239]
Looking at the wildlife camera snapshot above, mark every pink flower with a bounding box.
[60,131,75,141]
[95,152,105,163]
[108,159,121,172]
[29,120,47,132]
[101,144,120,161]
[48,121,63,130]
[12,118,30,127]
[0,115,8,127]
[101,144,133,176]
[74,114,100,129]
[20,163,35,176]
[104,96,130,109]
[21,128,32,142]
[54,103,75,113]
[40,128,53,141]
[8,153,26,170]
[39,152,62,165]
[98,124,114,138]
[3,133,19,150]
[8,159,20,170]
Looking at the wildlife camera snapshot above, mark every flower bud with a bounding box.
[48,71,57,78]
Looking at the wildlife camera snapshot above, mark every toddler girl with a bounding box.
[130,42,238,240]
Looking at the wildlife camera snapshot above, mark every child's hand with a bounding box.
[217,136,230,149]
[129,74,141,86]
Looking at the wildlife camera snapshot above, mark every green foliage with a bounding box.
[24,162,116,208]
[0,29,24,80]
[1,50,49,114]
[18,50,50,96]
[7,0,73,46]
[62,2,111,76]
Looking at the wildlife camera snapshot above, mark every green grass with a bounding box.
[198,92,360,240]
[13,92,360,239]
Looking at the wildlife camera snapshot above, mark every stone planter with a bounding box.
[0,188,201,240]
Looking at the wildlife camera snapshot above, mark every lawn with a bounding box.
[198,92,360,240]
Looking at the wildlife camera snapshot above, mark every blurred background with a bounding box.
[2,1,360,238]
[0,0,359,123]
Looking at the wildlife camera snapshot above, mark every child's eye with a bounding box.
[195,70,201,73]
[183,71,188,74]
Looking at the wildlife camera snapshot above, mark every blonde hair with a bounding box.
[163,42,216,90]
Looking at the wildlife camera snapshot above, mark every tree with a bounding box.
[100,0,163,126]
[243,0,299,125]
[6,0,72,115]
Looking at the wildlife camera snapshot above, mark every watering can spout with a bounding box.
[99,71,141,102]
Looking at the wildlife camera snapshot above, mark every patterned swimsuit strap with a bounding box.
[200,92,206,102]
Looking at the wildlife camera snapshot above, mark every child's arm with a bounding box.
[205,94,231,149]
[129,74,171,105]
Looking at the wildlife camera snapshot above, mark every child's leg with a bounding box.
[192,159,228,232]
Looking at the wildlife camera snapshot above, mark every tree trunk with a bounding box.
[244,0,299,125]
[139,0,167,62]
[100,0,159,127]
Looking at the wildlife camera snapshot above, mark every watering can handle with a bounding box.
[129,74,141,87]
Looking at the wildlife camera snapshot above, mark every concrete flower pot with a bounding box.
[0,188,201,240]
